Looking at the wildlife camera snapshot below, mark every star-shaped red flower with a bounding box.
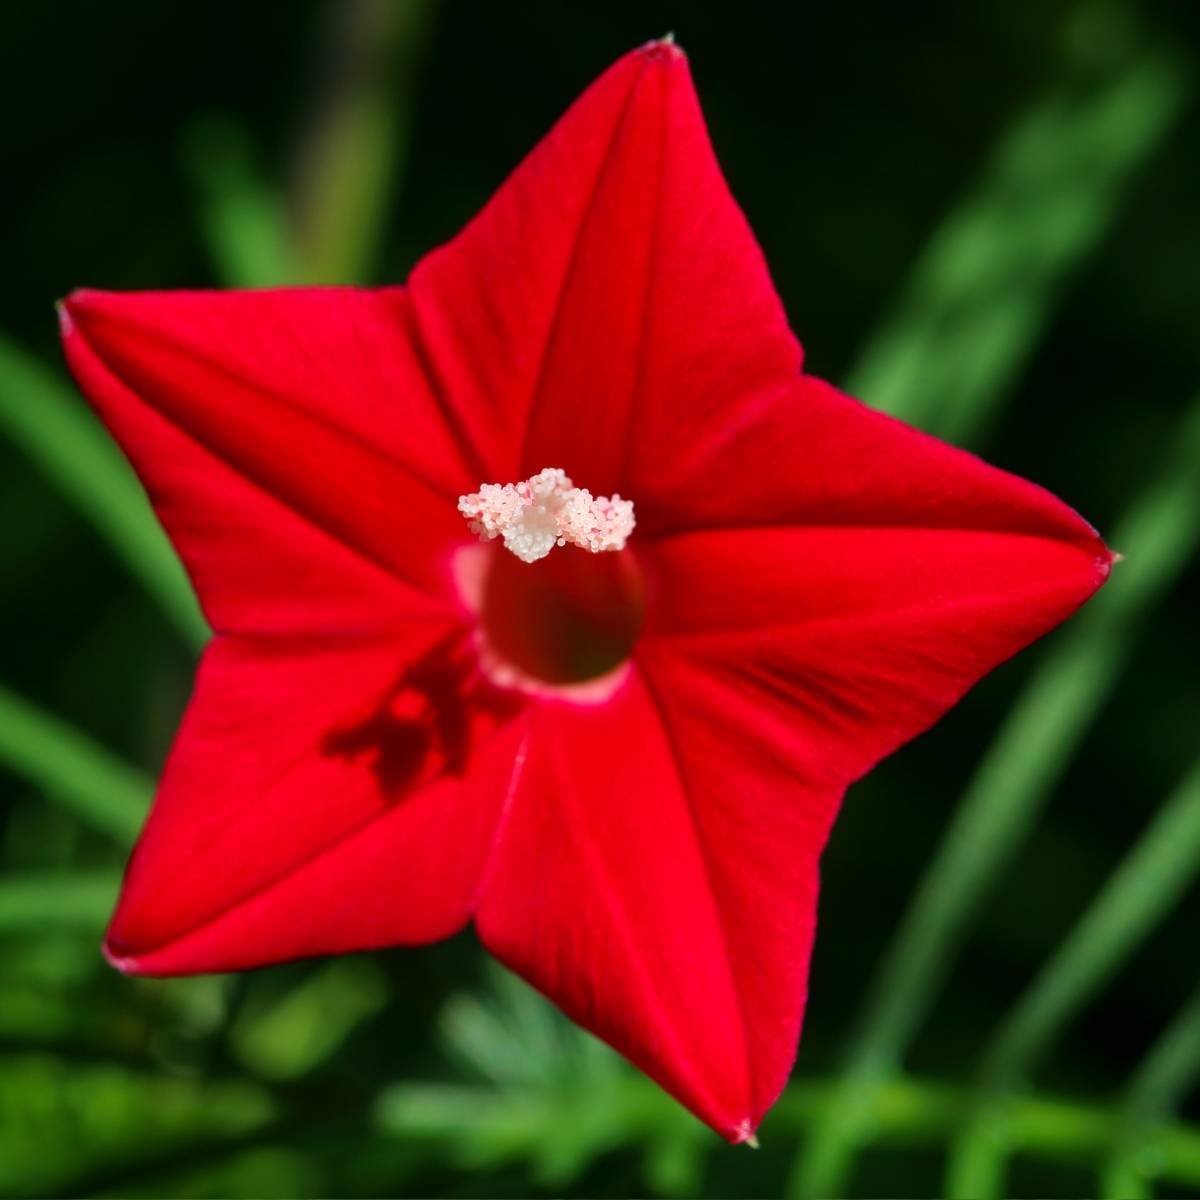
[60,40,1110,1142]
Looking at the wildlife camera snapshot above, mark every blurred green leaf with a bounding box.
[0,683,150,842]
[383,967,699,1186]
[0,870,119,931]
[642,1120,710,1198]
[947,755,1200,1196]
[793,387,1200,1198]
[375,1069,1200,1194]
[1104,983,1200,1198]
[183,117,301,289]
[439,963,619,1091]
[0,1054,275,1197]
[290,0,438,284]
[184,1,437,290]
[379,971,1200,1195]
[0,333,208,650]
[106,1145,319,1200]
[848,3,1186,444]
[375,1075,694,1187]
[231,959,388,1080]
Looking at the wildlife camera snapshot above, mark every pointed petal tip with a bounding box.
[61,286,98,311]
[732,1118,760,1147]
[1092,539,1118,585]
[102,933,145,976]
[58,288,107,336]
[638,33,686,64]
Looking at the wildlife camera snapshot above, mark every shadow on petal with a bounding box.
[322,630,522,800]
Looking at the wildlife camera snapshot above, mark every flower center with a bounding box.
[456,469,642,691]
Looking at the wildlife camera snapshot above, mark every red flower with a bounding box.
[59,40,1110,1142]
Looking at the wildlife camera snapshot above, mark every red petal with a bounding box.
[617,375,1110,1129]
[638,373,1109,543]
[61,287,472,634]
[637,374,1112,770]
[642,517,1107,814]
[475,670,759,1141]
[408,41,800,494]
[637,647,827,1133]
[107,629,529,974]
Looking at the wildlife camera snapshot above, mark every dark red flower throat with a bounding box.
[466,540,645,689]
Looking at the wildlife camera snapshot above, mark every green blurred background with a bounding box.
[2,1,1199,1196]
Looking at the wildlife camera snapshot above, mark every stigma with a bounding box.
[458,467,635,564]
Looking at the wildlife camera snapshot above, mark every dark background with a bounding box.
[1,1,1198,1196]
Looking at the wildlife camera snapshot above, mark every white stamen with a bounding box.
[458,467,635,564]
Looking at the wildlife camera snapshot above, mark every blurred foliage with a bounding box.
[1,0,1199,1196]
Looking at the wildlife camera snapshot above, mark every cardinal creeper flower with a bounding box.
[60,40,1111,1142]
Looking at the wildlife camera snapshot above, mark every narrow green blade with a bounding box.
[371,1070,1200,1195]
[1104,984,1200,1198]
[289,0,438,284]
[183,116,301,289]
[0,870,120,931]
[0,682,150,842]
[947,757,1200,1196]
[847,5,1185,445]
[792,387,1200,1198]
[0,332,207,650]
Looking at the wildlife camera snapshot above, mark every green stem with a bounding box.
[376,1073,1200,1193]
[1103,984,1200,1198]
[779,1077,1200,1190]
[183,116,302,289]
[0,683,150,843]
[792,385,1200,1198]
[289,0,438,284]
[947,756,1200,1196]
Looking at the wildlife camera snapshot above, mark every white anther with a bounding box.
[458,468,635,563]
